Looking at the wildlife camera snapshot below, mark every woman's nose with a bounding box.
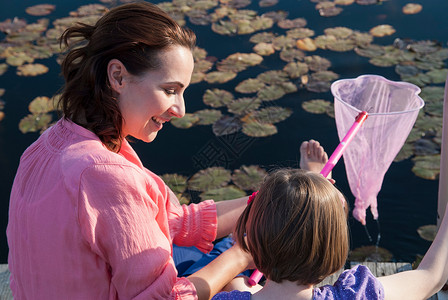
[168,96,185,118]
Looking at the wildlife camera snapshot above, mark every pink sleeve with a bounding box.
[77,164,198,299]
[166,188,218,253]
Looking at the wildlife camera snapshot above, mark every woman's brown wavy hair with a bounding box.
[59,2,196,152]
[235,169,349,285]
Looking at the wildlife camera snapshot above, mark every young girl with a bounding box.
[213,168,448,300]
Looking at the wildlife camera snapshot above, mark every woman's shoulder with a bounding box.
[314,265,384,300]
[212,290,251,300]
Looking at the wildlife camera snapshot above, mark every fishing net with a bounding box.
[331,75,425,224]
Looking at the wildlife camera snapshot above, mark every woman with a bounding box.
[7,3,252,299]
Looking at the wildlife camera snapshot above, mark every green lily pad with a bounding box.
[369,54,400,67]
[0,64,8,76]
[314,34,337,50]
[277,18,307,29]
[415,115,443,132]
[257,85,286,101]
[409,40,439,55]
[414,139,440,156]
[213,115,242,136]
[26,4,56,16]
[415,59,445,71]
[417,225,436,242]
[305,55,331,71]
[310,70,339,82]
[253,42,275,56]
[235,78,266,94]
[335,0,355,4]
[211,20,238,35]
[74,4,108,17]
[259,0,278,7]
[427,48,448,61]
[246,16,274,33]
[227,97,262,115]
[251,106,292,124]
[200,185,247,201]
[351,31,374,47]
[19,113,52,134]
[411,154,440,180]
[188,167,232,191]
[203,89,234,108]
[395,65,420,78]
[161,173,188,194]
[5,51,34,67]
[194,59,214,73]
[349,246,393,262]
[257,70,289,84]
[272,35,296,51]
[249,32,276,43]
[426,69,448,84]
[425,101,444,117]
[232,165,267,191]
[327,39,356,52]
[369,25,396,37]
[187,9,213,26]
[261,10,288,22]
[402,73,432,87]
[302,99,333,114]
[16,63,49,76]
[0,18,27,34]
[280,48,306,62]
[29,96,54,114]
[204,71,237,84]
[191,72,206,84]
[283,62,309,79]
[278,81,298,94]
[306,80,331,93]
[195,109,223,125]
[286,28,315,39]
[242,121,277,137]
[354,44,385,58]
[170,113,199,129]
[324,27,353,39]
[193,47,208,61]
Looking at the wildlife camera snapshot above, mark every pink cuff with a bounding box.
[172,277,198,300]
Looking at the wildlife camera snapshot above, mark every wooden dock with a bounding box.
[0,262,444,299]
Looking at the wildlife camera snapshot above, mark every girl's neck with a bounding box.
[251,279,313,300]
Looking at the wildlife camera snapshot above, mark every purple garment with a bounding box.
[212,265,384,300]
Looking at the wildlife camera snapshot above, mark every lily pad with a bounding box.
[0,18,27,34]
[314,34,338,49]
[411,154,440,180]
[402,3,423,15]
[311,70,339,82]
[369,25,396,37]
[213,115,242,136]
[259,0,278,7]
[395,65,420,78]
[26,4,56,16]
[188,167,232,191]
[161,173,188,194]
[203,89,234,108]
[204,71,237,84]
[195,109,223,125]
[426,69,448,84]
[304,55,331,71]
[394,142,414,162]
[232,165,267,191]
[19,113,52,134]
[170,113,199,129]
[354,44,385,58]
[324,27,353,39]
[249,32,276,43]
[235,78,266,94]
[194,59,214,73]
[257,70,289,84]
[286,28,315,39]
[319,6,343,17]
[415,115,443,132]
[279,48,306,62]
[277,18,307,29]
[242,120,277,137]
[211,20,238,35]
[29,96,53,114]
[327,39,356,52]
[0,64,8,76]
[227,97,262,115]
[302,99,333,114]
[349,246,393,262]
[296,38,317,51]
[16,63,49,76]
[200,185,247,201]
[283,62,309,78]
[306,80,331,93]
[272,35,296,51]
[257,85,286,101]
[251,106,292,124]
[417,225,436,242]
[253,42,275,56]
[414,139,440,156]
[420,86,444,103]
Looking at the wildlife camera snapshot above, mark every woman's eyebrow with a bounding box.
[164,81,185,88]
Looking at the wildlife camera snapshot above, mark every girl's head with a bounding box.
[59,2,196,152]
[235,168,349,286]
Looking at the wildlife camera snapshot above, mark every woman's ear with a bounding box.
[107,59,128,94]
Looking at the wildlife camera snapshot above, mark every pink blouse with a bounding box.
[7,118,218,299]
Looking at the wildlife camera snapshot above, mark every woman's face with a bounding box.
[114,46,194,143]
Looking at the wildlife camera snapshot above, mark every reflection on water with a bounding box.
[0,0,445,263]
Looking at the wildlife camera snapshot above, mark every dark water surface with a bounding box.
[0,0,445,264]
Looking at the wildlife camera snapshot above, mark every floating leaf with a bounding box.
[253,42,275,56]
[213,115,242,136]
[369,25,396,37]
[232,165,267,191]
[188,167,232,191]
[191,72,206,84]
[227,97,262,115]
[72,4,108,17]
[16,63,49,76]
[305,55,331,71]
[259,0,278,7]
[26,4,56,16]
[235,78,266,94]
[296,38,317,51]
[349,246,393,262]
[200,185,246,201]
[19,113,52,134]
[314,34,337,49]
[420,86,444,103]
[249,32,276,43]
[194,59,214,73]
[356,0,378,5]
[283,62,309,78]
[415,115,443,132]
[306,80,331,93]
[410,40,440,54]
[0,111,4,122]
[0,64,8,76]
[351,31,374,47]
[279,48,306,62]
[277,18,307,29]
[261,10,288,23]
[395,64,420,78]
[324,27,353,39]
[0,89,5,97]
[257,70,289,84]
[242,121,277,137]
[204,71,237,84]
[272,35,296,51]
[195,109,223,125]
[327,39,356,52]
[257,85,286,101]
[302,99,333,114]
[286,28,315,39]
[311,70,339,82]
[319,6,343,17]
[29,96,53,114]
[417,225,436,242]
[203,89,234,108]
[426,69,448,84]
[394,142,414,162]
[251,106,292,124]
[354,44,385,58]
[403,3,422,15]
[412,154,440,180]
[0,18,27,34]
[278,81,298,94]
[161,173,188,194]
[414,139,440,156]
[211,20,238,35]
[335,0,355,4]
[170,113,199,129]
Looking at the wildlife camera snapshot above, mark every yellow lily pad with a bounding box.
[26,4,56,16]
[29,96,54,114]
[296,37,317,51]
[16,63,49,76]
[0,64,8,76]
[204,71,237,84]
[203,88,234,108]
[402,3,422,15]
[19,113,52,134]
[369,25,396,37]
[253,42,275,56]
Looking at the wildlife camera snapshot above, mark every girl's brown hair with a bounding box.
[235,168,349,285]
[59,2,196,152]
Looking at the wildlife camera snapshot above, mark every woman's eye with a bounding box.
[164,89,176,95]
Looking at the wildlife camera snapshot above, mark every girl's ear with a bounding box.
[107,59,128,94]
